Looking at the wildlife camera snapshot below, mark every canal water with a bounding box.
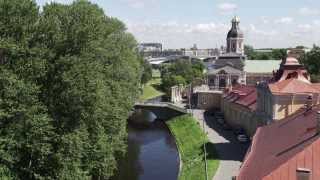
[113,110,180,180]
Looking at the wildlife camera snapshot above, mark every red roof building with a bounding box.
[236,106,320,180]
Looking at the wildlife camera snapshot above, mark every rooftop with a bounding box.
[224,85,257,111]
[237,106,320,180]
[244,60,281,73]
[269,78,318,95]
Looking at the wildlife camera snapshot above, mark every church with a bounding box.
[207,16,280,90]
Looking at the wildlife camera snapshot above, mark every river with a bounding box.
[113,110,180,180]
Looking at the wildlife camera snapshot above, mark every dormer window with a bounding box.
[296,168,311,180]
[286,72,298,80]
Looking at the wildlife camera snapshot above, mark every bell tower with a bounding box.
[226,16,244,55]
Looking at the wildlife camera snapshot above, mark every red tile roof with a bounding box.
[237,106,320,180]
[224,85,257,111]
[269,78,319,95]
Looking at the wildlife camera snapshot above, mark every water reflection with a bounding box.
[114,110,179,180]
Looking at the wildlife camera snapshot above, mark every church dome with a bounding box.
[227,29,244,38]
[227,16,244,38]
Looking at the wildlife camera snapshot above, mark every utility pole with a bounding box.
[188,83,192,113]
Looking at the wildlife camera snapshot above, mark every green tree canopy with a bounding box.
[0,0,143,179]
[300,45,320,82]
[160,60,204,94]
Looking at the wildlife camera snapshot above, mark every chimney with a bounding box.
[297,168,311,180]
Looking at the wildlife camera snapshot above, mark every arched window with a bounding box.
[219,78,226,88]
[286,72,298,80]
[232,78,238,85]
[232,42,236,51]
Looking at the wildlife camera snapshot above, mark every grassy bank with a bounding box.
[166,115,219,180]
[140,77,164,101]
[140,69,164,101]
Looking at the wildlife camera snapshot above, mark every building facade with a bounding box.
[221,56,320,136]
[207,16,280,90]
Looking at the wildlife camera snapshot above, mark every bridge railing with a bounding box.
[134,102,188,114]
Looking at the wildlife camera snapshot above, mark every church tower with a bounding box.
[226,16,244,55]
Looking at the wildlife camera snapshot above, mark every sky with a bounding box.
[36,0,320,49]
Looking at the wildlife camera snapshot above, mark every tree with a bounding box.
[244,45,255,59]
[271,49,287,59]
[0,0,143,179]
[141,59,152,85]
[160,59,204,94]
[300,45,320,82]
[0,68,56,179]
[300,45,320,75]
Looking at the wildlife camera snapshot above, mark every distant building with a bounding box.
[182,47,220,58]
[206,16,280,90]
[138,43,184,58]
[221,56,320,136]
[138,43,162,52]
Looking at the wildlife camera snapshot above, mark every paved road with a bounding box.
[192,109,249,180]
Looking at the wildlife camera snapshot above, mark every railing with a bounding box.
[135,102,188,114]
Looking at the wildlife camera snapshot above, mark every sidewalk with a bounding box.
[191,109,248,180]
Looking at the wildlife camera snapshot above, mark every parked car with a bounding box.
[237,134,249,143]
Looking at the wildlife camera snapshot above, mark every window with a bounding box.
[296,168,311,180]
[232,42,236,51]
[286,72,298,79]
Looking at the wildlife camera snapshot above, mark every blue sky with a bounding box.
[36,0,320,49]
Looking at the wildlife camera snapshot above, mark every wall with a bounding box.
[273,93,320,120]
[171,85,184,103]
[221,99,263,137]
[196,91,222,110]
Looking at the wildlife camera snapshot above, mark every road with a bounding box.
[191,109,249,180]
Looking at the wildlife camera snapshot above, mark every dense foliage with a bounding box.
[160,60,204,93]
[244,45,287,60]
[0,0,142,179]
[300,45,320,83]
[140,60,152,85]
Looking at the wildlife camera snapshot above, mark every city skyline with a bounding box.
[37,0,320,49]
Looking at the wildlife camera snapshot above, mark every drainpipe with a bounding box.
[317,111,320,134]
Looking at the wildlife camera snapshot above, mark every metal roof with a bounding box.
[237,106,320,180]
[244,60,281,73]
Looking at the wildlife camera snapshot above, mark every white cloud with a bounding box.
[275,17,293,24]
[299,7,319,16]
[260,16,269,24]
[313,20,320,26]
[247,24,278,37]
[298,24,312,32]
[217,3,238,14]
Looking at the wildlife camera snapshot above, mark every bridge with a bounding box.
[134,102,188,120]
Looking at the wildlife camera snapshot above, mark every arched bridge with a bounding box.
[134,102,188,120]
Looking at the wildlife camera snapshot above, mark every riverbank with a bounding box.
[166,115,219,180]
[140,77,164,101]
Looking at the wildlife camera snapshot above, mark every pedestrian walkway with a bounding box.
[191,109,248,180]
